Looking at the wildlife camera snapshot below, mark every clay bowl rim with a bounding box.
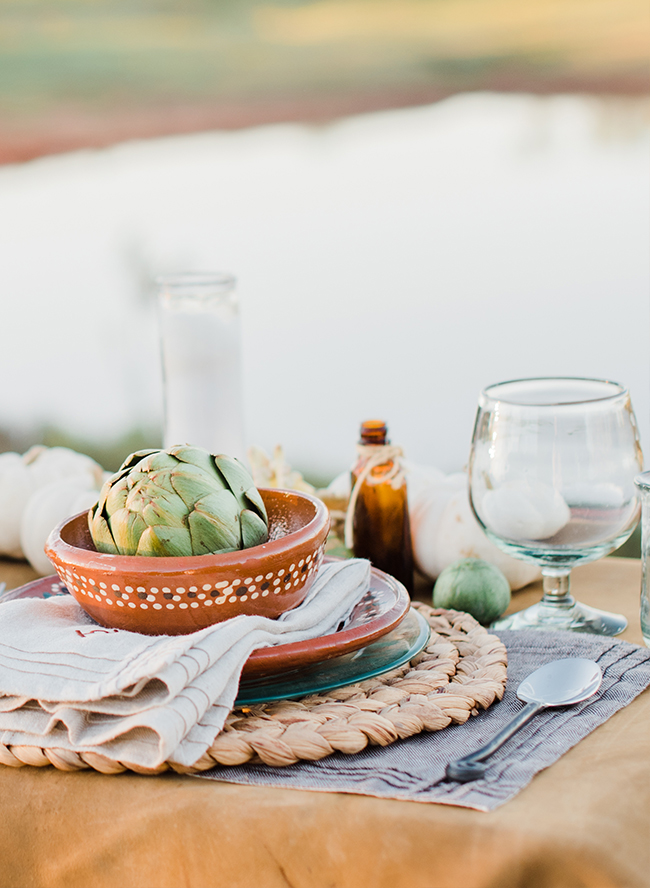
[45,488,329,573]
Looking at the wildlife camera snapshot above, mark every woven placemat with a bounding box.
[0,604,507,775]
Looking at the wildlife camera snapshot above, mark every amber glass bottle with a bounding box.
[349,420,414,593]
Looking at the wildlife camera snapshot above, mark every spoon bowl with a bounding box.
[518,657,602,707]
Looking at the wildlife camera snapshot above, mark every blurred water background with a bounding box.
[0,0,648,484]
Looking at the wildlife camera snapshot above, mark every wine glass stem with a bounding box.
[541,572,574,607]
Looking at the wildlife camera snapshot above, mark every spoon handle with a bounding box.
[445,701,544,783]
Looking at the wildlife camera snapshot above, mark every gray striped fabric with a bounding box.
[197,630,650,810]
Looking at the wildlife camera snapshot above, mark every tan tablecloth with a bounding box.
[0,558,647,888]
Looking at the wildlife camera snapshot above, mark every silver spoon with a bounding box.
[445,657,602,783]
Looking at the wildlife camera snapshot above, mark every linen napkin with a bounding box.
[198,628,650,810]
[0,559,370,769]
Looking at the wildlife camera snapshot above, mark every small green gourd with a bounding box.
[432,558,511,625]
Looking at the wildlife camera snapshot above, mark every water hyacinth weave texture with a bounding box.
[88,447,268,557]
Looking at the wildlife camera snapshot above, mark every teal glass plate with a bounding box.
[235,608,430,705]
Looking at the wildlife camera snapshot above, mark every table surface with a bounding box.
[0,557,647,888]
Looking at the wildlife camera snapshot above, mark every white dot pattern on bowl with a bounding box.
[57,547,325,614]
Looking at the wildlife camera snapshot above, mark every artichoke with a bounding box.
[88,446,269,557]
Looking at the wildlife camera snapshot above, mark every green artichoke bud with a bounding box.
[88,446,269,557]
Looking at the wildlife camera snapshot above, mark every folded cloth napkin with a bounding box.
[0,559,370,769]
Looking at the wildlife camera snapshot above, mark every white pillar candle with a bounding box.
[157,273,244,460]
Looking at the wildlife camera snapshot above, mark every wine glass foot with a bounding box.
[491,598,627,636]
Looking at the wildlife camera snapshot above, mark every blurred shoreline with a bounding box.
[2,77,648,165]
[2,0,647,164]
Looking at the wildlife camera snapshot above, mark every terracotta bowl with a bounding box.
[44,489,330,635]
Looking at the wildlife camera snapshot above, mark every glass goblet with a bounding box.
[469,377,643,635]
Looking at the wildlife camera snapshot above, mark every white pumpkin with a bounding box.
[479,480,570,541]
[407,469,541,591]
[23,445,104,490]
[20,476,103,576]
[0,452,36,559]
[0,446,106,562]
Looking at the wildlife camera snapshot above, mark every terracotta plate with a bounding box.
[244,559,410,678]
[1,559,410,680]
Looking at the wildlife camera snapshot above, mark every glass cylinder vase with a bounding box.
[157,272,245,459]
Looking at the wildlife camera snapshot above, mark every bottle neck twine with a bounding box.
[344,444,404,550]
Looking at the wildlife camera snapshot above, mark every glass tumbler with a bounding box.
[634,471,650,647]
[157,273,245,459]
